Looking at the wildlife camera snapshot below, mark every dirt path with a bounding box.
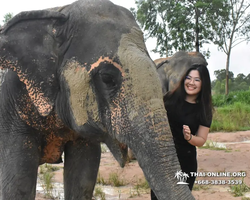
[193,131,250,200]
[36,130,250,200]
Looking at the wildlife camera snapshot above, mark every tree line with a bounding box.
[212,69,250,94]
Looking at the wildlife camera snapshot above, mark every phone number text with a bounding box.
[195,179,242,185]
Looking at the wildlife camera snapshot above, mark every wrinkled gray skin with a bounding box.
[0,1,194,200]
[155,51,207,94]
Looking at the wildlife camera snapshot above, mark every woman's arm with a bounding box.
[183,125,209,147]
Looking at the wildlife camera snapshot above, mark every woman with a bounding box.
[151,64,213,199]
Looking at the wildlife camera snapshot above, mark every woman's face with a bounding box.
[184,70,202,97]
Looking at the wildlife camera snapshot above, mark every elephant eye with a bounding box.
[92,63,122,102]
[101,73,117,87]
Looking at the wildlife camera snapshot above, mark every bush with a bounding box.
[212,90,250,107]
[108,172,125,187]
[211,102,250,132]
[211,90,250,132]
[230,178,250,197]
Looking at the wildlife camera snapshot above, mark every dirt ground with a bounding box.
[36,130,250,200]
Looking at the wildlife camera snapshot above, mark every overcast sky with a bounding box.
[0,0,249,80]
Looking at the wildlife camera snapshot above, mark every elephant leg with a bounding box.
[0,132,40,200]
[64,138,101,200]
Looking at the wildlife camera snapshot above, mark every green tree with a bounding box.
[214,69,234,81]
[210,0,250,95]
[212,69,234,94]
[245,74,250,85]
[238,82,248,90]
[214,80,225,94]
[133,0,229,57]
[234,73,246,84]
[233,73,249,91]
[0,13,13,27]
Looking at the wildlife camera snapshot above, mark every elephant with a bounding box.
[155,51,207,94]
[0,0,194,200]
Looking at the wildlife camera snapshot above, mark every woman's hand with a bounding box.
[183,125,210,147]
[183,125,192,141]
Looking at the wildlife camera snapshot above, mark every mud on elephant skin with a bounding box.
[155,51,207,94]
[0,0,194,200]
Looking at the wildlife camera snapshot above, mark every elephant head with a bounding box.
[0,0,194,199]
[155,51,207,94]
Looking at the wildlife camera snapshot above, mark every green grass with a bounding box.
[211,91,250,132]
[38,165,55,198]
[242,197,250,200]
[212,90,250,107]
[97,171,126,187]
[94,186,106,200]
[39,163,60,174]
[42,172,54,198]
[210,102,250,132]
[230,178,250,197]
[96,172,150,199]
[108,172,126,187]
[134,178,150,190]
[38,163,61,199]
[96,171,107,185]
[199,140,227,150]
[132,178,150,196]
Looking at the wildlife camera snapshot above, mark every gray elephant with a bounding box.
[0,0,194,200]
[155,51,207,94]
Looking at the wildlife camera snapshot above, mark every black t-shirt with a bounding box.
[165,100,211,149]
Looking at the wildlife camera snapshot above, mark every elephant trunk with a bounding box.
[126,99,194,199]
[113,27,194,199]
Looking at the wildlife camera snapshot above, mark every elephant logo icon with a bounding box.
[175,170,189,185]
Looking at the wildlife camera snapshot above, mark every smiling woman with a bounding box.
[184,70,202,103]
[151,64,213,200]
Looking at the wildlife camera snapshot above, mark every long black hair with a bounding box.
[164,64,213,124]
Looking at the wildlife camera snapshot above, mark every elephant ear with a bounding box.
[0,10,68,116]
